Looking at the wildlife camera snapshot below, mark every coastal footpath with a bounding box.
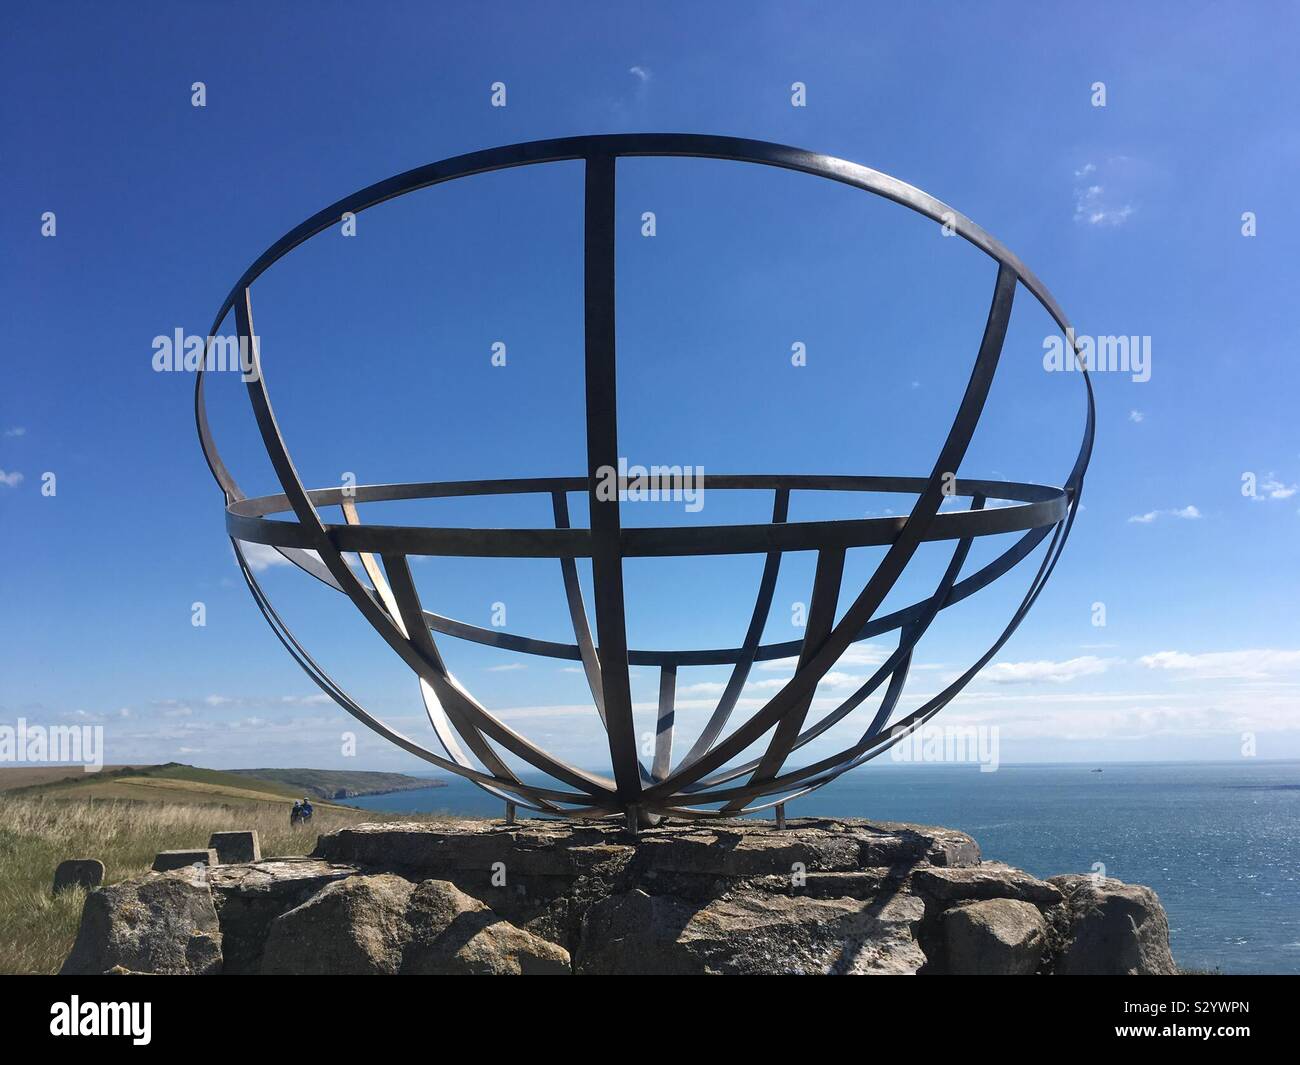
[60,817,1176,975]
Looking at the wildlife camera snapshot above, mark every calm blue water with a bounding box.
[342,760,1300,974]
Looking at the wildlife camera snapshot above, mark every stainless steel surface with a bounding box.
[197,135,1094,822]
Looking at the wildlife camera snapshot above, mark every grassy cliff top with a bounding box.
[0,763,440,805]
[227,767,441,799]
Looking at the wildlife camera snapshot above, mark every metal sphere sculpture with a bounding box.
[197,135,1094,828]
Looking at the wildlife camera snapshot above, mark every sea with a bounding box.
[341,759,1300,975]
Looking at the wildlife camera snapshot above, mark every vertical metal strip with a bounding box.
[652,665,677,782]
[583,152,641,802]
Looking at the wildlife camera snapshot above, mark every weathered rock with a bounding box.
[1049,874,1177,975]
[60,871,222,975]
[402,879,570,974]
[312,817,980,880]
[941,898,1048,975]
[53,859,104,894]
[208,830,261,864]
[152,849,217,872]
[631,825,862,877]
[262,873,414,974]
[258,873,569,975]
[857,821,982,868]
[58,818,1177,976]
[206,858,358,974]
[912,863,1063,906]
[577,887,926,975]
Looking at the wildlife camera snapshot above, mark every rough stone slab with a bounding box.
[1049,874,1176,975]
[577,887,926,975]
[53,858,104,894]
[258,873,571,975]
[942,898,1048,975]
[855,821,981,868]
[152,849,217,872]
[208,830,261,864]
[749,869,897,899]
[314,820,623,879]
[401,879,570,975]
[262,874,414,975]
[313,816,980,878]
[632,827,863,876]
[206,858,360,975]
[206,857,358,896]
[60,871,222,975]
[912,863,1064,905]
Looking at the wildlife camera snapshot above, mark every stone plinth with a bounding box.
[62,817,1176,975]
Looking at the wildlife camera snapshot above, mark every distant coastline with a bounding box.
[227,767,445,801]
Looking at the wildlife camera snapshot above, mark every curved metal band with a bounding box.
[197,134,1096,819]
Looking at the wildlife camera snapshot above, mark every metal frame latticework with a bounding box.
[196,134,1094,826]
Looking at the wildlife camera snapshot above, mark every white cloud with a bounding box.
[1129,410,1144,423]
[0,469,23,488]
[840,643,892,667]
[280,694,331,706]
[1074,183,1134,226]
[678,681,726,696]
[1139,649,1300,680]
[628,65,651,83]
[1128,505,1200,523]
[1072,161,1135,226]
[487,663,526,673]
[1251,475,1297,502]
[238,541,292,571]
[3,427,25,437]
[983,655,1114,684]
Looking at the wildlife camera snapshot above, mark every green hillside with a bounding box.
[228,767,441,799]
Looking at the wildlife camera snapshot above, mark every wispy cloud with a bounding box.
[1139,648,1300,680]
[238,541,292,571]
[487,663,526,673]
[1073,161,1136,226]
[1129,410,1144,423]
[0,469,23,488]
[678,680,725,696]
[1251,474,1297,502]
[983,655,1114,684]
[3,427,25,437]
[1128,505,1200,524]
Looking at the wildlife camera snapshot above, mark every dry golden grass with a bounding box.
[0,794,403,974]
[0,766,148,792]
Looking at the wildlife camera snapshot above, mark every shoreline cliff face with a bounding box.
[60,817,1176,975]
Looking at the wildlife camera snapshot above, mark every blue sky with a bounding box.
[1,1,1298,775]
